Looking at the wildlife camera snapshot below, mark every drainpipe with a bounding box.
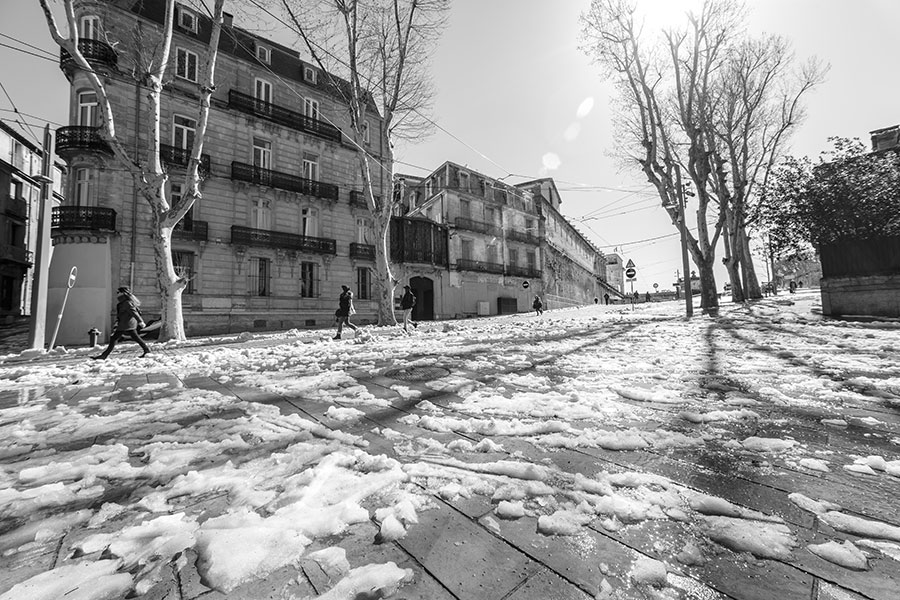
[129,75,141,289]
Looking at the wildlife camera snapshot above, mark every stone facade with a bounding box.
[51,0,387,344]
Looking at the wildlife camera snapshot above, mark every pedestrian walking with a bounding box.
[604,293,610,305]
[92,287,151,360]
[645,291,651,303]
[532,295,543,316]
[400,285,418,332]
[333,285,358,339]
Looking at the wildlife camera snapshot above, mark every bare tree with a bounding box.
[277,0,447,325]
[582,0,823,310]
[39,0,225,341]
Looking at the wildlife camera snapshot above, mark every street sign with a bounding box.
[653,283,658,289]
[625,267,636,279]
[625,259,636,269]
[522,281,530,289]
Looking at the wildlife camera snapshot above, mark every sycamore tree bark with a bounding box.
[39,0,225,341]
[279,0,447,326]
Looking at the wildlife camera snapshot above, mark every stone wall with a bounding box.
[820,275,900,318]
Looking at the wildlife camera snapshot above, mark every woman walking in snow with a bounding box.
[400,285,418,333]
[333,285,358,339]
[92,287,151,359]
[532,295,543,316]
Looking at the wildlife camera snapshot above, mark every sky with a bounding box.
[3,1,900,290]
[3,291,900,598]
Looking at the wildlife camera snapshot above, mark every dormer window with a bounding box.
[178,7,198,32]
[303,66,317,84]
[256,45,271,64]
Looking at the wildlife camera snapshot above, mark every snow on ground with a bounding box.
[2,290,900,598]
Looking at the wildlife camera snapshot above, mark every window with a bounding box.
[486,243,498,264]
[178,7,198,32]
[300,207,318,237]
[254,78,272,106]
[356,217,372,244]
[302,154,318,181]
[357,267,372,300]
[80,15,101,40]
[9,179,23,200]
[525,218,535,232]
[74,168,96,206]
[459,199,471,220]
[256,45,271,64]
[300,261,318,298]
[303,66,317,84]
[362,121,371,144]
[171,183,195,230]
[252,138,271,170]
[173,115,196,149]
[425,179,432,198]
[251,199,271,229]
[303,97,319,121]
[485,207,495,225]
[508,248,519,266]
[172,251,196,293]
[77,91,99,126]
[176,48,198,82]
[249,257,270,296]
[459,171,469,192]
[526,250,537,271]
[460,238,473,261]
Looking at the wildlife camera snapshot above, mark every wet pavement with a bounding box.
[2,295,900,599]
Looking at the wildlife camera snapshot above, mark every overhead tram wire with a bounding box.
[0,80,41,146]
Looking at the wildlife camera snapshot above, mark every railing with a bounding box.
[506,265,541,279]
[160,144,211,176]
[0,244,30,265]
[350,190,382,208]
[52,206,117,231]
[228,90,342,143]
[390,217,449,267]
[455,217,502,237]
[456,258,505,274]
[59,39,118,71]
[231,225,337,255]
[55,126,111,155]
[231,162,339,201]
[173,219,208,242]
[506,229,540,244]
[350,242,375,260]
[3,195,28,218]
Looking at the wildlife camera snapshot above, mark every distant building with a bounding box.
[0,122,64,320]
[603,252,624,295]
[50,0,388,344]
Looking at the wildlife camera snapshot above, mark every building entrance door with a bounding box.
[409,276,434,321]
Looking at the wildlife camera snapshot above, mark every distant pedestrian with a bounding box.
[604,293,610,305]
[594,297,599,304]
[532,295,543,316]
[400,285,418,332]
[645,291,651,303]
[92,287,151,360]
[333,285,358,339]
[789,280,797,294]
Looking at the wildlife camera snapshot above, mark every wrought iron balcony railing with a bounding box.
[228,90,342,143]
[506,264,542,279]
[0,243,30,265]
[505,229,540,244]
[350,242,375,261]
[349,190,382,208]
[59,39,118,72]
[231,162,339,201]
[455,217,502,237]
[55,126,111,155]
[52,206,117,231]
[173,219,208,242]
[231,225,336,255]
[456,258,505,274]
[160,144,211,176]
[3,195,28,218]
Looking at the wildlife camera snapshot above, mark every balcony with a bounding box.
[173,219,208,242]
[350,242,375,261]
[506,229,540,245]
[349,190,382,208]
[3,195,28,219]
[59,39,118,73]
[455,217,502,237]
[160,144,211,176]
[52,206,117,231]
[231,225,336,255]
[231,162,339,201]
[390,217,449,267]
[0,244,31,266]
[456,258,505,275]
[228,90,342,143]
[506,264,541,279]
[55,126,111,157]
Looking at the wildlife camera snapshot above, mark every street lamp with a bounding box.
[677,178,694,318]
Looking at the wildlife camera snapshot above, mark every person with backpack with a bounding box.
[333,285,358,339]
[400,285,418,332]
[532,295,543,316]
[92,286,151,359]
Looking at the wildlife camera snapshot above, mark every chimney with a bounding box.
[223,12,233,27]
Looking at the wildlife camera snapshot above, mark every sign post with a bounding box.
[624,259,637,310]
[48,266,77,351]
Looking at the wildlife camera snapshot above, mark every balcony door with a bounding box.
[77,91,99,127]
[254,78,272,113]
[252,199,271,230]
[301,207,318,238]
[173,115,196,158]
[80,15,101,40]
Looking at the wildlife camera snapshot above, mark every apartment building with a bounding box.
[0,122,64,320]
[395,162,607,318]
[50,0,387,344]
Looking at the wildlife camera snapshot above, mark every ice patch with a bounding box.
[698,516,797,560]
[0,559,132,600]
[807,540,868,571]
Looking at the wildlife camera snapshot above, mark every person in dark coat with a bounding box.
[400,285,418,332]
[532,295,543,316]
[604,293,610,305]
[333,285,358,339]
[92,287,151,359]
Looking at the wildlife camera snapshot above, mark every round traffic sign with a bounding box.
[624,267,636,278]
[522,281,530,289]
[653,283,658,289]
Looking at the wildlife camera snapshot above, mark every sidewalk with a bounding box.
[2,294,899,599]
